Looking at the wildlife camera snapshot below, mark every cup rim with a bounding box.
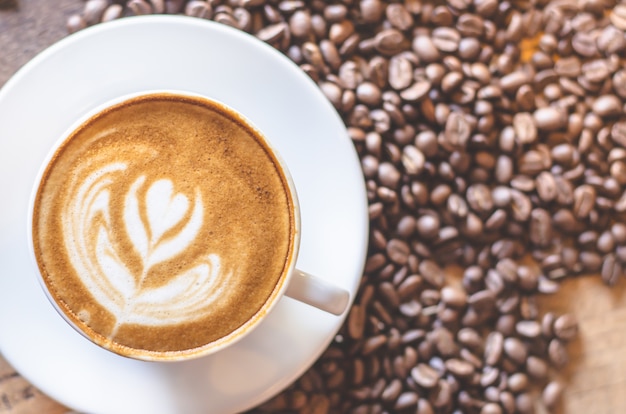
[26,89,302,362]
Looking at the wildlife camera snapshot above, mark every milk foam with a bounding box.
[62,164,229,330]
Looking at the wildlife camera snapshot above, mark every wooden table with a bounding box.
[1,1,626,413]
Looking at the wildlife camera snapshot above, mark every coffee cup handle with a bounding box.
[284,269,350,316]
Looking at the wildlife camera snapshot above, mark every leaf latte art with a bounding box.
[32,95,295,358]
[64,168,229,331]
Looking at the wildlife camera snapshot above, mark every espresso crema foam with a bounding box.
[32,94,295,358]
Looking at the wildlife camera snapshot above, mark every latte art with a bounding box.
[32,94,296,358]
[64,163,229,331]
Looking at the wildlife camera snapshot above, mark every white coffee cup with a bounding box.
[28,90,350,361]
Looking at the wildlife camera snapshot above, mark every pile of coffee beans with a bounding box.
[67,0,626,412]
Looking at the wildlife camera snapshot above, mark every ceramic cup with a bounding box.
[27,90,350,361]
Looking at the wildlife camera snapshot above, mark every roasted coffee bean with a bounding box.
[356,82,382,107]
[597,230,615,253]
[480,366,500,388]
[503,337,527,365]
[536,171,558,202]
[548,339,568,368]
[493,155,513,184]
[329,20,354,45]
[485,386,502,404]
[573,185,596,219]
[375,29,406,56]
[542,381,564,409]
[397,275,422,300]
[601,253,622,286]
[494,314,515,336]
[458,37,481,60]
[515,320,542,339]
[500,71,530,94]
[515,392,534,414]
[127,0,152,15]
[513,112,537,144]
[538,276,559,294]
[396,216,416,239]
[511,175,535,193]
[362,334,387,355]
[441,72,464,94]
[462,266,484,293]
[519,149,551,175]
[466,184,494,214]
[386,4,413,31]
[256,22,288,43]
[399,299,422,317]
[572,31,598,57]
[429,326,458,357]
[401,81,431,102]
[611,4,626,30]
[416,399,434,414]
[583,59,611,83]
[83,0,108,25]
[581,251,602,272]
[612,121,626,148]
[323,4,347,22]
[507,372,529,393]
[388,55,413,90]
[288,10,311,38]
[494,258,516,284]
[598,26,626,54]
[456,13,484,37]
[441,286,468,309]
[554,56,581,77]
[526,355,549,380]
[457,327,483,350]
[613,70,626,99]
[102,4,123,21]
[431,379,453,409]
[416,214,440,239]
[445,358,475,378]
[413,35,441,63]
[551,143,577,166]
[402,147,426,177]
[460,348,482,369]
[484,270,505,295]
[419,260,444,288]
[381,379,402,402]
[447,193,469,218]
[444,112,472,149]
[319,40,341,70]
[359,0,383,23]
[348,304,366,340]
[484,332,504,366]
[610,161,626,185]
[533,107,567,131]
[432,27,461,52]
[509,189,532,222]
[517,266,539,292]
[593,95,622,117]
[66,14,87,33]
[553,314,578,341]
[411,363,440,388]
[530,208,552,246]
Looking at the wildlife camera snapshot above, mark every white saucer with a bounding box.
[0,16,368,414]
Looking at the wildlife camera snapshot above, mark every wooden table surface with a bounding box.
[1,1,626,413]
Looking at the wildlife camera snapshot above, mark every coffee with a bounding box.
[31,93,296,360]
